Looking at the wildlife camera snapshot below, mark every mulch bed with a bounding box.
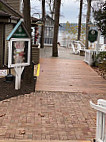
[93,67,106,80]
[0,77,35,101]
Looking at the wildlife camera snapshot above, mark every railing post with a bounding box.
[96,111,103,141]
[97,99,106,142]
[90,99,106,142]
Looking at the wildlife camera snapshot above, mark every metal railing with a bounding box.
[90,99,106,142]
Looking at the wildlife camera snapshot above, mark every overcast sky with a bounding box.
[31,0,87,23]
[60,0,80,23]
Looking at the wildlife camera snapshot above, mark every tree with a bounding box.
[77,0,83,40]
[65,22,78,35]
[52,0,61,57]
[46,0,55,19]
[65,21,71,33]
[40,0,45,48]
[23,0,34,83]
[93,2,106,37]
[23,0,31,35]
[85,0,92,49]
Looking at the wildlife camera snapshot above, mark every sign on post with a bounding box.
[88,29,98,43]
[7,19,31,90]
[0,70,7,77]
[8,38,30,68]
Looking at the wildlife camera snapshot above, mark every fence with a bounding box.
[90,99,106,142]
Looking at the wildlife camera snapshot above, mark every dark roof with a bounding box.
[0,10,10,17]
[0,0,22,18]
[31,17,43,26]
[45,15,62,26]
[0,9,20,21]
[31,17,39,22]
[46,14,54,22]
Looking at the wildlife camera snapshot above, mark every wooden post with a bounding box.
[14,66,24,90]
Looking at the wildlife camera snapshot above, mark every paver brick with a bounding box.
[0,47,106,141]
[0,91,106,140]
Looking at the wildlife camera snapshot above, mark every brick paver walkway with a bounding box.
[0,91,106,140]
[0,140,91,142]
[0,139,91,142]
[0,47,106,141]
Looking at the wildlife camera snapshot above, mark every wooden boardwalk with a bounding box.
[36,58,106,94]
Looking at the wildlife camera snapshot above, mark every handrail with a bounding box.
[90,101,106,114]
[71,40,85,47]
[90,99,106,142]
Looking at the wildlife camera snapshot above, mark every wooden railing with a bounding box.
[90,99,106,142]
[84,44,106,65]
[32,44,40,65]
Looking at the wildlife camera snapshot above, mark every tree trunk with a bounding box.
[85,0,92,49]
[104,37,106,44]
[52,0,55,19]
[52,0,61,57]
[47,0,55,19]
[40,0,45,48]
[77,0,83,41]
[23,0,31,35]
[23,0,34,83]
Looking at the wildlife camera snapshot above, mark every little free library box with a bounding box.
[7,19,31,90]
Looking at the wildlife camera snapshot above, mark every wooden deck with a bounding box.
[36,58,106,94]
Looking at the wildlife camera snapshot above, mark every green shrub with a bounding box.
[92,51,106,72]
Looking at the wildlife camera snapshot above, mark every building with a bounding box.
[0,0,22,68]
[38,15,54,46]
[44,15,54,45]
[3,0,23,12]
[0,0,39,68]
